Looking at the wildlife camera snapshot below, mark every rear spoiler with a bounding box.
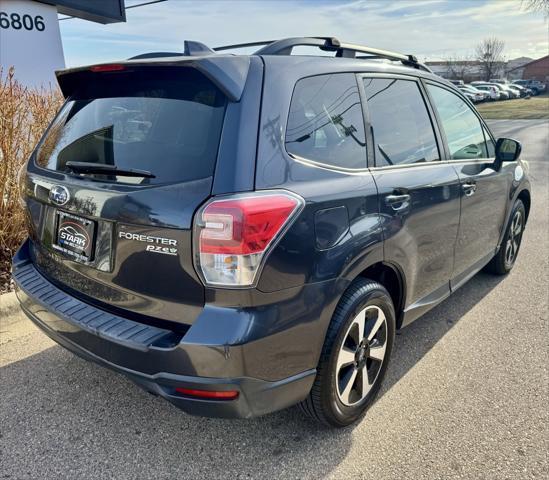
[55,55,251,102]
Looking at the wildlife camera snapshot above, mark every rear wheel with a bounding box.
[486,199,526,275]
[300,279,395,427]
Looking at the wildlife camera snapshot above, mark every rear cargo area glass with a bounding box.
[36,68,226,185]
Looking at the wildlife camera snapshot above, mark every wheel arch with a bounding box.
[498,187,531,252]
[356,261,406,329]
[517,189,531,222]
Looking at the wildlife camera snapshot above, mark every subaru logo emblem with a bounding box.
[49,185,70,206]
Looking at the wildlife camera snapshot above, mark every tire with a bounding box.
[485,199,526,275]
[299,279,395,427]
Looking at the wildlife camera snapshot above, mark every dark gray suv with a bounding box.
[13,37,531,427]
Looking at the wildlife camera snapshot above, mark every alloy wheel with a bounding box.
[505,210,523,268]
[335,305,388,406]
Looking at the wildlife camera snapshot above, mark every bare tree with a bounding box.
[444,54,474,81]
[521,0,549,18]
[475,38,505,81]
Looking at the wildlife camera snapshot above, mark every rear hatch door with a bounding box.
[24,64,232,327]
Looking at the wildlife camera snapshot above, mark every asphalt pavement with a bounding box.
[0,119,547,480]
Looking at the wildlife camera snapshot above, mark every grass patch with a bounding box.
[476,93,549,120]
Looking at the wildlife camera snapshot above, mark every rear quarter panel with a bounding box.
[254,57,384,292]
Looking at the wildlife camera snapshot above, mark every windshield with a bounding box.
[36,67,226,185]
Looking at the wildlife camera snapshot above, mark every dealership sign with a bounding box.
[0,0,65,89]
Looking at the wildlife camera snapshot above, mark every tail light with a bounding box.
[193,191,304,288]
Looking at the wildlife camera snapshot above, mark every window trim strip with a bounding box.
[368,157,497,172]
[288,152,370,175]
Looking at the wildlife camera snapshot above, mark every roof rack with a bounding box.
[128,37,432,73]
[213,40,276,52]
[214,36,432,73]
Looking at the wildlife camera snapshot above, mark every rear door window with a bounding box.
[285,73,366,170]
[36,67,226,185]
[362,78,439,167]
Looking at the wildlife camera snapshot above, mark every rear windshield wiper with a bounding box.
[65,161,156,179]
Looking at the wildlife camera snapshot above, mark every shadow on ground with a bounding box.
[0,270,503,479]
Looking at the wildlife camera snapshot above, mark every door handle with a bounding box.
[462,182,477,197]
[385,194,411,211]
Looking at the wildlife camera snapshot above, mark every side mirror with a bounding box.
[494,137,522,170]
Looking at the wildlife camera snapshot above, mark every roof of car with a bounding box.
[56,37,450,101]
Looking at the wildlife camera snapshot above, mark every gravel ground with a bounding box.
[0,120,547,480]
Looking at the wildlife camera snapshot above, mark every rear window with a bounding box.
[36,67,226,185]
[285,73,366,170]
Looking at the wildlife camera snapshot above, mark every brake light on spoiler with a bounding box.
[193,191,304,288]
[89,64,125,72]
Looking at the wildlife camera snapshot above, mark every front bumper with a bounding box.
[12,240,316,418]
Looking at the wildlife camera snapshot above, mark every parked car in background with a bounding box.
[512,80,536,93]
[513,79,546,95]
[462,91,478,103]
[507,84,529,98]
[449,79,464,86]
[487,80,520,99]
[471,84,500,101]
[472,82,510,100]
[530,80,546,93]
[489,79,509,85]
[457,85,486,103]
[500,84,520,99]
[509,83,533,96]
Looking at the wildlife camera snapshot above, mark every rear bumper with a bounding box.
[12,240,317,418]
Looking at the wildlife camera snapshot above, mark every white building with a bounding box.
[0,0,125,89]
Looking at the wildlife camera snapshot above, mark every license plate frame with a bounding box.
[54,211,96,262]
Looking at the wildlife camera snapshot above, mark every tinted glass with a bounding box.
[362,78,439,166]
[427,84,489,160]
[36,68,226,185]
[285,74,366,169]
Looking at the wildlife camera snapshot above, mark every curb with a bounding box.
[0,291,23,324]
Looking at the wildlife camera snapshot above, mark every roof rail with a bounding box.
[128,37,432,73]
[214,36,432,73]
[213,40,276,52]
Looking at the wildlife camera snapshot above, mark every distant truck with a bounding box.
[512,79,546,95]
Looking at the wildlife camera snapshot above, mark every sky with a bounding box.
[59,0,549,67]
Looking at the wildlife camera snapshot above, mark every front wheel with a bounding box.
[299,279,395,427]
[486,199,526,275]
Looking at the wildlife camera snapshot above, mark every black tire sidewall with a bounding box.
[503,200,526,271]
[321,283,396,427]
